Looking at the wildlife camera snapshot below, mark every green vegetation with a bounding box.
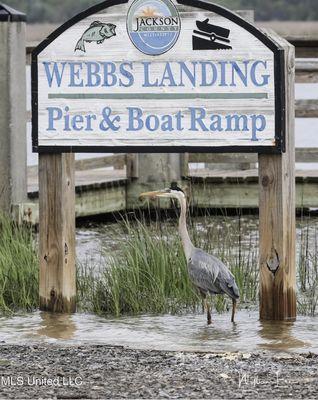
[77,213,318,317]
[77,219,200,316]
[297,217,318,316]
[77,214,259,316]
[0,215,38,313]
[0,211,317,317]
[3,0,318,23]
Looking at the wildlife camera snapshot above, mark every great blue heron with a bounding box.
[140,186,240,324]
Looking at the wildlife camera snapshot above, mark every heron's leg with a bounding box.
[198,289,206,314]
[231,299,237,323]
[206,297,212,325]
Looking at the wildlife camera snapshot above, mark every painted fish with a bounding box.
[75,21,116,52]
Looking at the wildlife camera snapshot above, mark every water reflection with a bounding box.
[37,312,76,340]
[258,320,308,351]
[195,322,240,345]
[0,311,317,354]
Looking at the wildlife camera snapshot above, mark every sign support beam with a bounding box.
[259,36,296,320]
[39,153,76,313]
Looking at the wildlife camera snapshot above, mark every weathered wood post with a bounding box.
[0,4,27,214]
[259,34,296,320]
[126,153,183,209]
[38,153,76,312]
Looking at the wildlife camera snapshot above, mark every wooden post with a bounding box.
[126,153,183,208]
[39,153,76,313]
[0,5,27,214]
[259,35,296,320]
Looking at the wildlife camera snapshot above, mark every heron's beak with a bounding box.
[139,190,167,201]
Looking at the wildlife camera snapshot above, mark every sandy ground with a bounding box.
[0,345,317,399]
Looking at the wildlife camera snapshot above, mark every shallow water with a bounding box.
[2,216,318,354]
[21,214,313,355]
[0,310,317,354]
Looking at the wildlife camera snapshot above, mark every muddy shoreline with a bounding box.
[0,345,317,399]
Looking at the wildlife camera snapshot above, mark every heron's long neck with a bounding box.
[178,196,194,261]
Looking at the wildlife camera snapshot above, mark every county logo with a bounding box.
[127,0,181,55]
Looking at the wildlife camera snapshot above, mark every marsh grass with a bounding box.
[77,211,318,317]
[77,218,200,316]
[0,210,317,317]
[77,212,260,316]
[297,217,318,316]
[0,214,38,313]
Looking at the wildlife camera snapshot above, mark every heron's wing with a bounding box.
[217,269,240,299]
[188,249,221,293]
[189,249,240,299]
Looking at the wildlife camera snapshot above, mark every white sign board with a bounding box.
[32,0,285,153]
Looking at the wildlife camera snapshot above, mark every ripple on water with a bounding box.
[0,310,317,354]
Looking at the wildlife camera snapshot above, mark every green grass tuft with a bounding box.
[77,218,200,316]
[0,214,38,313]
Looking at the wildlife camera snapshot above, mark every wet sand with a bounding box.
[0,344,317,399]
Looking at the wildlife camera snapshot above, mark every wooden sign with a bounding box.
[32,0,285,153]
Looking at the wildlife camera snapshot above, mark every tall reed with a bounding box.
[0,210,317,317]
[77,218,200,316]
[77,213,260,315]
[297,216,318,316]
[0,214,38,313]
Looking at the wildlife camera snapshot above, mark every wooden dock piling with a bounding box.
[39,153,76,313]
[0,4,27,214]
[127,153,183,209]
[259,35,296,320]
